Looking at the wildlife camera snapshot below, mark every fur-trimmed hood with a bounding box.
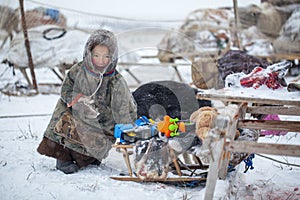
[83,29,118,75]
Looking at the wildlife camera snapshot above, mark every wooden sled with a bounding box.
[110,144,209,185]
[196,88,300,199]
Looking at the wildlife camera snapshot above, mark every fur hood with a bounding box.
[83,29,118,75]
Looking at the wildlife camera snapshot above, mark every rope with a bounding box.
[257,154,300,168]
[89,74,103,98]
[42,27,66,40]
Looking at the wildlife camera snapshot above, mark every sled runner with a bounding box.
[110,143,209,185]
[110,176,207,188]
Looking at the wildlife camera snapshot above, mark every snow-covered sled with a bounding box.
[196,86,300,199]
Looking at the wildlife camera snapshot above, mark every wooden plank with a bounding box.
[155,51,220,60]
[247,106,300,116]
[174,164,209,170]
[120,148,133,177]
[118,62,191,67]
[196,92,300,106]
[204,139,225,200]
[218,103,246,179]
[117,62,187,83]
[110,176,207,182]
[238,120,300,132]
[257,53,300,61]
[112,144,134,148]
[226,141,300,157]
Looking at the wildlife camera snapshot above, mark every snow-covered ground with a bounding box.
[0,68,300,200]
[1,0,300,199]
[1,48,300,199]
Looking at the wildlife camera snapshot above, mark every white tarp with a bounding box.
[6,25,88,68]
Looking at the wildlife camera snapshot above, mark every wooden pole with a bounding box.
[204,139,224,200]
[233,0,241,49]
[226,141,300,157]
[18,0,38,91]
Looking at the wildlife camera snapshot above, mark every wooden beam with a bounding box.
[118,62,191,67]
[110,176,207,182]
[247,106,300,116]
[204,139,224,200]
[112,144,134,148]
[218,103,246,179]
[173,164,209,170]
[141,50,220,60]
[197,92,300,106]
[120,148,133,177]
[238,119,300,132]
[226,141,300,157]
[170,148,182,176]
[233,0,241,49]
[257,53,300,61]
[19,0,38,91]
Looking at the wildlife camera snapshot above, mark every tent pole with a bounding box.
[18,0,38,92]
[233,0,241,49]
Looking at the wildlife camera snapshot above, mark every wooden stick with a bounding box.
[120,148,133,177]
[112,144,134,148]
[233,0,241,49]
[18,0,38,91]
[196,92,300,106]
[169,148,182,177]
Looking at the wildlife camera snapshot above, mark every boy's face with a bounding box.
[91,45,110,72]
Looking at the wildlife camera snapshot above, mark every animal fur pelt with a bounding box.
[189,106,241,140]
[190,106,219,140]
[134,138,170,180]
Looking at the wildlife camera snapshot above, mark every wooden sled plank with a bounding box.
[110,176,206,182]
[196,91,300,106]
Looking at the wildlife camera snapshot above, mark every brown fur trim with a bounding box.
[37,137,72,161]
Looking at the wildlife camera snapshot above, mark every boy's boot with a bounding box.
[56,159,79,174]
